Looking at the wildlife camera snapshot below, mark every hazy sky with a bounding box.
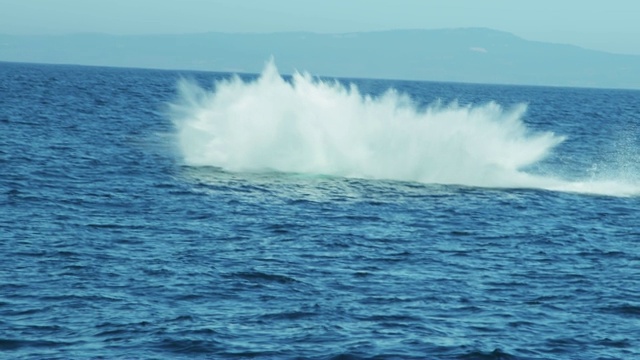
[1,0,639,55]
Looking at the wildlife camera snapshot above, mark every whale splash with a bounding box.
[169,60,639,197]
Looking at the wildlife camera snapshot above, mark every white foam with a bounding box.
[169,60,640,197]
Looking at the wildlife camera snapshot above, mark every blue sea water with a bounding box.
[1,61,639,359]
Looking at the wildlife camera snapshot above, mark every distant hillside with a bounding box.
[1,28,639,89]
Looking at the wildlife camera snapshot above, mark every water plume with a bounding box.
[169,60,639,196]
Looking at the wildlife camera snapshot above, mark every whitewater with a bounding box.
[170,61,640,196]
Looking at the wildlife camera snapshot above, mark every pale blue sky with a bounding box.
[1,0,638,55]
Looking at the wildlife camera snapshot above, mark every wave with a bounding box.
[169,60,639,197]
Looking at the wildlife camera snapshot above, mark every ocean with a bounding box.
[1,61,639,359]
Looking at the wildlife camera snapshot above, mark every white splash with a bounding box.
[169,60,640,197]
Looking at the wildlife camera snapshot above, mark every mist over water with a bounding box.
[170,61,639,196]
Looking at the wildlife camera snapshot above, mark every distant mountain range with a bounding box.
[1,28,639,89]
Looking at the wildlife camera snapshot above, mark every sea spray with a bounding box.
[169,60,639,196]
